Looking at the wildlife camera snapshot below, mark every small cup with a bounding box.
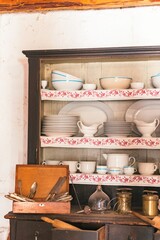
[138,162,157,175]
[96,165,108,174]
[77,161,96,174]
[109,167,122,175]
[62,161,78,173]
[83,83,97,90]
[41,80,48,89]
[130,82,144,89]
[123,166,137,176]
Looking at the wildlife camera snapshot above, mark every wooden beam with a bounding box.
[0,0,160,13]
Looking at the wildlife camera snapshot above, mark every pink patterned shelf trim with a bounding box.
[41,137,160,149]
[70,173,160,186]
[41,89,160,101]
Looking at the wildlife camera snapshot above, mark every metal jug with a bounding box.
[116,188,132,214]
[142,190,159,217]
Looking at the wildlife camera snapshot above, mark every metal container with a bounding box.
[142,190,159,217]
[116,188,132,214]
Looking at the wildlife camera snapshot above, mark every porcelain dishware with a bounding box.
[77,120,103,137]
[42,160,60,165]
[96,165,108,174]
[103,153,136,171]
[134,119,160,137]
[99,76,132,89]
[62,161,78,173]
[109,167,122,175]
[130,82,144,89]
[83,83,97,90]
[41,80,48,89]
[77,161,96,174]
[151,73,160,88]
[138,162,157,175]
[123,166,137,175]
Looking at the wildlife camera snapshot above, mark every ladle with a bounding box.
[28,182,38,199]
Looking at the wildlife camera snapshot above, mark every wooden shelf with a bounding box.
[70,173,160,187]
[41,89,160,101]
[41,136,160,149]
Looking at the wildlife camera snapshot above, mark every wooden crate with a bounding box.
[12,164,70,214]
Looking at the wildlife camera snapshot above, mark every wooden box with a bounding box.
[52,226,106,240]
[12,164,70,214]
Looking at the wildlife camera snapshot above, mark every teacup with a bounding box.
[42,160,60,165]
[96,165,108,174]
[62,161,78,173]
[138,162,157,175]
[77,161,96,174]
[109,167,122,175]
[123,166,137,176]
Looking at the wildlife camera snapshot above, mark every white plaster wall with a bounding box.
[0,6,160,235]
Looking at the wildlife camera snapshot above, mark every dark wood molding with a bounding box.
[0,0,160,13]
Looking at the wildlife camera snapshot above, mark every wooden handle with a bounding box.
[41,217,81,230]
[131,211,155,225]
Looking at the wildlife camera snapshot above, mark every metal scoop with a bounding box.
[28,182,38,199]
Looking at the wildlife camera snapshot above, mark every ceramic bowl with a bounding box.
[99,76,132,89]
[151,74,160,88]
[51,70,81,81]
[52,80,83,90]
[130,82,144,89]
[83,84,97,90]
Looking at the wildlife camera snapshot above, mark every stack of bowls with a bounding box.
[51,70,84,90]
[103,121,135,137]
[41,115,79,137]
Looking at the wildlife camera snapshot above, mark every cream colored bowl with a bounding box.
[99,76,132,89]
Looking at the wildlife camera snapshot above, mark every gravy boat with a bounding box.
[134,118,160,137]
[77,121,103,137]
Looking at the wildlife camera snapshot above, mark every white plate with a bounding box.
[125,100,160,137]
[125,100,160,122]
[58,101,114,126]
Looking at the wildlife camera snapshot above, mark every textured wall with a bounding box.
[0,6,160,234]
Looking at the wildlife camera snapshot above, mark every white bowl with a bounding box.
[83,84,97,90]
[52,80,83,90]
[130,82,144,89]
[99,76,132,89]
[151,74,160,88]
[52,70,82,81]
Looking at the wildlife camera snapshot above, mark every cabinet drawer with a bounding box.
[108,224,154,240]
[15,220,52,240]
[52,226,105,240]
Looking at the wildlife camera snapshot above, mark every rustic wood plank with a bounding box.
[0,0,160,13]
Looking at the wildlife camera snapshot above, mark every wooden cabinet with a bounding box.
[23,46,160,188]
[5,212,160,240]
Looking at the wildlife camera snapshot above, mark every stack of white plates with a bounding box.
[41,115,79,137]
[103,121,136,137]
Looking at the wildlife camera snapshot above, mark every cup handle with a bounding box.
[154,164,158,172]
[77,121,83,131]
[97,123,103,130]
[134,168,137,173]
[155,119,160,129]
[42,161,46,165]
[129,157,136,167]
[59,161,63,165]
